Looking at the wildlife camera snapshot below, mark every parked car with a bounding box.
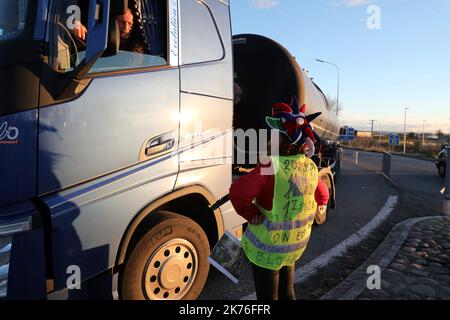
[436,145,448,177]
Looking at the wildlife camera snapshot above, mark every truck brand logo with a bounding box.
[151,226,173,245]
[169,0,179,66]
[0,122,20,144]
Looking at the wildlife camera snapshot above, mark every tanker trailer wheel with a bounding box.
[314,175,332,226]
[120,211,210,300]
[335,147,343,183]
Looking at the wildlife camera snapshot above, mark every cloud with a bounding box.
[250,0,279,9]
[343,0,372,7]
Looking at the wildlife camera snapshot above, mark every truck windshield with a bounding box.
[0,0,28,41]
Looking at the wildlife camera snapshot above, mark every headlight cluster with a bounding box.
[0,217,32,299]
[0,237,12,298]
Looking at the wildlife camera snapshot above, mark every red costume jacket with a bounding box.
[230,161,330,222]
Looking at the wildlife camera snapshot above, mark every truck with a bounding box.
[0,0,339,300]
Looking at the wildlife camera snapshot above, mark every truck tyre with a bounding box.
[334,152,342,184]
[121,211,210,300]
[314,174,332,225]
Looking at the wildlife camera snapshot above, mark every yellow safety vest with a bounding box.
[241,155,318,270]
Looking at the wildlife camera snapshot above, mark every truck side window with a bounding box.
[180,0,224,65]
[0,0,28,41]
[89,0,168,73]
[48,0,89,72]
[49,0,168,74]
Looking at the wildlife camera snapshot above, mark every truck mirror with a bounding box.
[57,0,114,98]
[70,0,111,81]
[101,19,120,58]
[102,0,128,57]
[57,0,128,99]
[85,0,111,64]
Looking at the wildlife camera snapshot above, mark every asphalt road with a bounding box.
[353,150,444,200]
[199,149,404,300]
[352,150,445,218]
[301,149,448,300]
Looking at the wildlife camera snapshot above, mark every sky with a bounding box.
[229,0,450,134]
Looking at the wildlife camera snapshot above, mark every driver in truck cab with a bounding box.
[229,101,329,300]
[72,8,146,53]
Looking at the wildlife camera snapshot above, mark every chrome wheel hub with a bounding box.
[143,239,198,300]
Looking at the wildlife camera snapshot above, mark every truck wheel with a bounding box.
[121,211,210,300]
[438,165,446,178]
[334,154,342,184]
[315,175,332,225]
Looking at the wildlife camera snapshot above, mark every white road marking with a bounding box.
[241,195,398,300]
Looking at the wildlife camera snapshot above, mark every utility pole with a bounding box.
[403,107,410,154]
[370,120,375,146]
[316,59,340,117]
[422,120,426,146]
[379,127,382,145]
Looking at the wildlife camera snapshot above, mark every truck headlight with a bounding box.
[0,217,32,299]
[0,237,12,298]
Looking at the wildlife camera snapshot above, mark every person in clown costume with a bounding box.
[229,98,329,300]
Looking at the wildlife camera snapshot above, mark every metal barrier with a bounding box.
[382,152,392,178]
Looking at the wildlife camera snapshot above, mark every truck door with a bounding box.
[177,0,233,195]
[38,0,180,296]
[174,0,242,235]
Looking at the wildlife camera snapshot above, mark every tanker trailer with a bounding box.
[232,34,340,225]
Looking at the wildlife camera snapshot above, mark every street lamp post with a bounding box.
[403,107,410,154]
[316,59,340,117]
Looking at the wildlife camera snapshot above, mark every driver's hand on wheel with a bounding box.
[73,21,87,41]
